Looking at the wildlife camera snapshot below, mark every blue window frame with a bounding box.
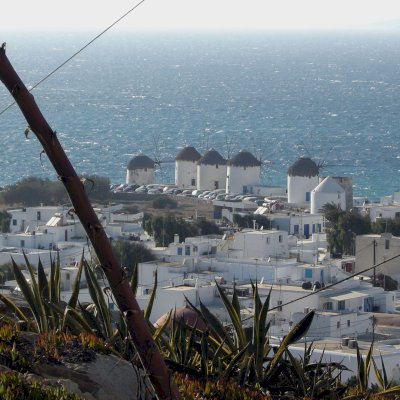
[177,247,182,256]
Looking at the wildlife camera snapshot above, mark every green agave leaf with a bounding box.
[222,343,250,381]
[372,356,385,390]
[379,386,400,395]
[11,258,42,331]
[61,305,95,335]
[0,293,31,326]
[78,302,106,339]
[186,296,235,353]
[22,252,48,332]
[84,261,112,339]
[37,259,49,301]
[144,269,157,321]
[356,344,366,391]
[67,254,84,309]
[286,350,307,396]
[130,264,138,295]
[54,253,61,302]
[267,310,315,375]
[215,282,246,349]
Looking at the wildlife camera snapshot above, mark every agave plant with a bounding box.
[0,253,62,333]
[166,281,318,392]
[343,342,400,400]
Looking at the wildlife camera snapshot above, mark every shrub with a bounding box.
[152,195,177,209]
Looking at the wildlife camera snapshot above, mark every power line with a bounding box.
[0,0,146,118]
[235,251,400,325]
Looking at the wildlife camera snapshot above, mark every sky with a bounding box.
[1,0,400,31]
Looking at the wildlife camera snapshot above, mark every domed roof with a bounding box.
[154,306,207,332]
[198,148,226,166]
[312,176,344,194]
[287,157,319,177]
[175,146,201,162]
[227,149,261,167]
[127,154,154,170]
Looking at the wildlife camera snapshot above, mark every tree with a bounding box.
[112,240,154,276]
[82,174,111,202]
[152,195,177,209]
[233,214,271,229]
[0,210,11,232]
[323,204,371,255]
[2,177,68,206]
[145,214,218,246]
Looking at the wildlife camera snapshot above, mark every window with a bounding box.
[337,321,340,329]
[185,245,191,256]
[305,269,313,279]
[12,219,17,226]
[279,235,283,243]
[277,300,282,311]
[347,320,351,327]
[338,300,346,311]
[305,192,310,201]
[294,224,299,235]
[191,178,196,186]
[317,224,322,232]
[266,237,269,244]
[177,247,182,256]
[312,224,316,233]
[37,211,41,220]
[66,273,70,281]
[385,239,390,250]
[323,302,333,310]
[20,240,25,248]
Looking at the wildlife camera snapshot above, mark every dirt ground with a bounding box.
[118,195,215,220]
[373,313,400,327]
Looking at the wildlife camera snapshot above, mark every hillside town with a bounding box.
[2,146,400,386]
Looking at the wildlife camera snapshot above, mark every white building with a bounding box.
[355,233,400,284]
[287,157,319,206]
[125,154,155,186]
[226,150,261,194]
[197,148,227,191]
[255,208,325,239]
[218,229,289,260]
[8,205,64,234]
[311,176,346,214]
[175,145,201,189]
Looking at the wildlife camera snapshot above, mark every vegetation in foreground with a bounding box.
[0,255,400,399]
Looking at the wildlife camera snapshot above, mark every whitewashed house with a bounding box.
[175,145,201,189]
[8,205,64,234]
[125,153,155,186]
[310,176,346,214]
[355,233,400,283]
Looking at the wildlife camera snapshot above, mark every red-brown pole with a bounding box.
[0,44,181,400]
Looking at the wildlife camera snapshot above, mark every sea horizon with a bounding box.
[1,29,400,201]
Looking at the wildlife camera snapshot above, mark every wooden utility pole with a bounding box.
[0,44,181,400]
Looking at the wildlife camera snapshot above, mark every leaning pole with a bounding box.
[0,44,181,400]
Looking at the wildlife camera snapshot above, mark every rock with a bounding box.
[32,353,155,400]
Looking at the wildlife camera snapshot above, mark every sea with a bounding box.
[1,29,400,201]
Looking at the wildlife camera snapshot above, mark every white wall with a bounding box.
[311,190,346,214]
[126,168,154,185]
[175,160,198,189]
[197,164,227,191]
[287,175,319,205]
[226,165,260,194]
